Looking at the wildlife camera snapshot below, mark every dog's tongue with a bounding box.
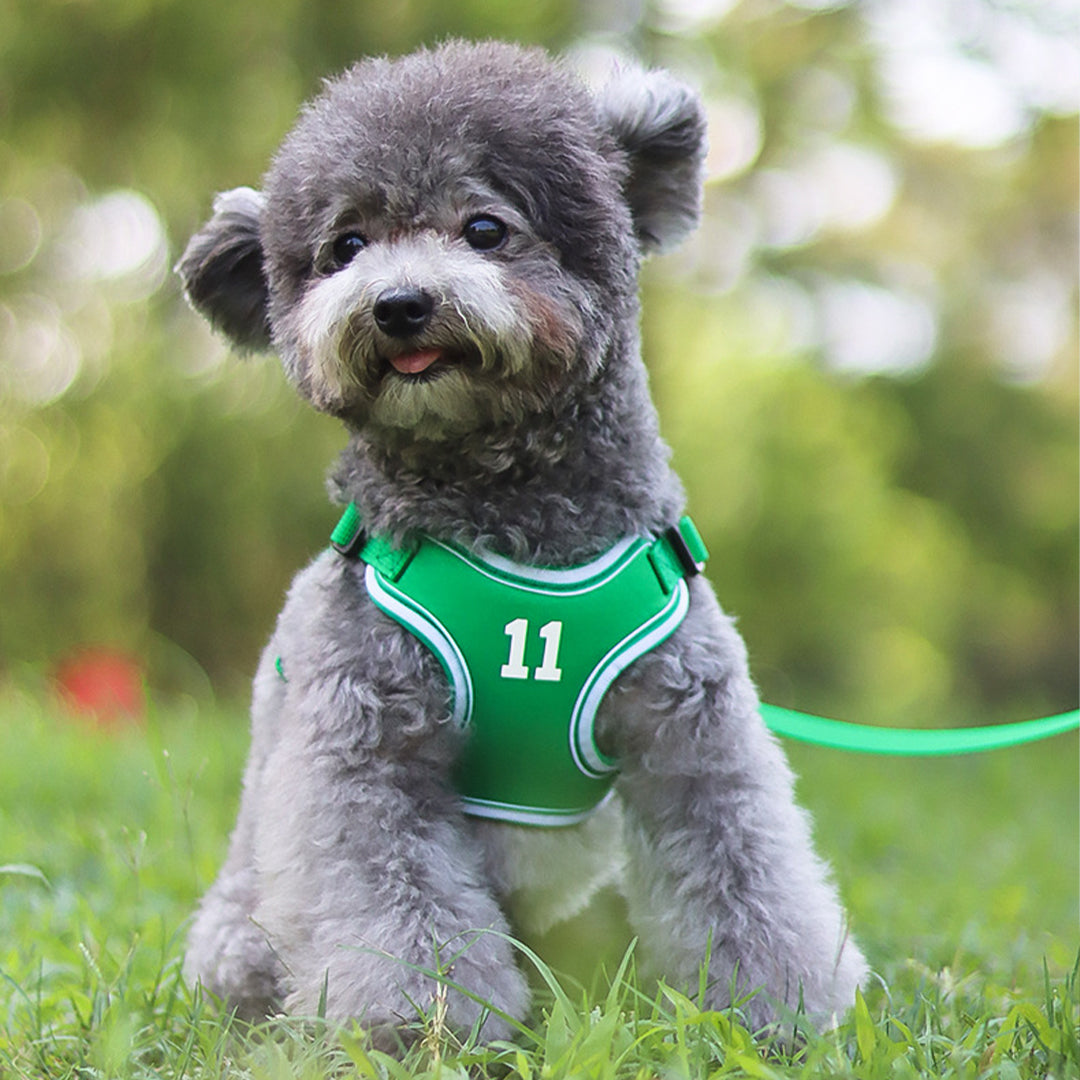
[389,349,442,375]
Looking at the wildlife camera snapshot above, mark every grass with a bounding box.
[0,693,1076,1078]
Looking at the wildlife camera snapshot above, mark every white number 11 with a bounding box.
[500,618,563,682]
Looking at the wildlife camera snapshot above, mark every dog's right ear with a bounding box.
[597,66,707,255]
[177,187,272,352]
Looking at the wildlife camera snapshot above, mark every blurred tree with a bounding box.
[633,0,1079,724]
[0,0,1075,723]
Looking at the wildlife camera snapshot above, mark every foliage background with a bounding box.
[0,0,1076,733]
[0,4,1077,1072]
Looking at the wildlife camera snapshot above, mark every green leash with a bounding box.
[761,703,1079,755]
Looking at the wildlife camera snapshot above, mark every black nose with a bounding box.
[373,287,435,338]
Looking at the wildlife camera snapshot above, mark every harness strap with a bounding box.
[331,503,417,579]
[331,502,708,592]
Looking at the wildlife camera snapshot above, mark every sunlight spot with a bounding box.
[787,0,854,10]
[985,273,1073,383]
[802,142,899,231]
[705,96,763,181]
[864,0,1071,148]
[787,66,858,133]
[652,0,739,33]
[750,143,896,249]
[752,168,822,249]
[0,296,83,404]
[0,200,42,275]
[880,51,1029,148]
[676,194,757,292]
[814,277,938,375]
[61,190,169,300]
[991,12,1080,115]
[740,275,819,358]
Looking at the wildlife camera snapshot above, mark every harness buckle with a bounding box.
[330,502,366,558]
[664,522,705,578]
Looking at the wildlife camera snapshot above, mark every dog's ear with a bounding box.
[597,67,707,254]
[177,187,272,351]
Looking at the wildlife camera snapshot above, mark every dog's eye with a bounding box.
[463,215,507,251]
[331,232,367,267]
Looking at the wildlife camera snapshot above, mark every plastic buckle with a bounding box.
[664,523,703,578]
[332,528,366,559]
[330,503,366,559]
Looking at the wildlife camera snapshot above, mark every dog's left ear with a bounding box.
[597,67,707,254]
[177,187,273,352]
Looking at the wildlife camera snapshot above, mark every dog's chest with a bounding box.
[468,793,628,937]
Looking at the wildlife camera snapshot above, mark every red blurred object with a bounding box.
[54,647,146,726]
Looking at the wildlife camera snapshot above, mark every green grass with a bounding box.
[0,694,1076,1078]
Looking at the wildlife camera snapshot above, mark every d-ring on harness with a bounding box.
[330,504,709,826]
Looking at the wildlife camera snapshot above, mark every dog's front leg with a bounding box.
[603,577,867,1030]
[249,627,529,1044]
[185,649,290,1017]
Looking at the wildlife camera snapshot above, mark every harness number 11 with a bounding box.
[500,618,563,682]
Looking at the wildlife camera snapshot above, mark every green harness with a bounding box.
[330,504,708,826]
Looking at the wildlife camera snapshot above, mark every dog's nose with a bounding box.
[373,288,435,338]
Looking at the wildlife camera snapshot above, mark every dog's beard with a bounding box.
[340,328,570,440]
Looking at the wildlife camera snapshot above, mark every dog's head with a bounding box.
[179,41,705,441]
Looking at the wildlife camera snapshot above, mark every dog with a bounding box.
[178,40,867,1044]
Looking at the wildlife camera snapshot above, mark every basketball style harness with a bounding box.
[327,504,708,827]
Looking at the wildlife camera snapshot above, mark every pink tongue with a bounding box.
[390,349,441,375]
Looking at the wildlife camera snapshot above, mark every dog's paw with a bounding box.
[284,931,530,1045]
[437,936,531,1041]
[185,896,283,1018]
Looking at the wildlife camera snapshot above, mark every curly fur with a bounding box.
[178,39,866,1045]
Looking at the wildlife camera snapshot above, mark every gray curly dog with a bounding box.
[178,39,866,1045]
